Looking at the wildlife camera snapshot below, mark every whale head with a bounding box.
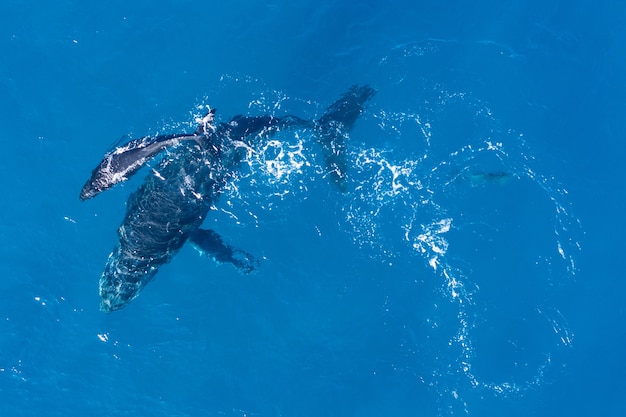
[99,246,158,312]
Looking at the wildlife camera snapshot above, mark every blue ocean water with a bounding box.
[1,0,624,416]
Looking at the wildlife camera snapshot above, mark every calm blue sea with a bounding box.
[1,1,624,416]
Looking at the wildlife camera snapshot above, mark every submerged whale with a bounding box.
[80,85,376,312]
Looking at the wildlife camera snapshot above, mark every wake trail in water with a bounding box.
[339,90,581,412]
[187,75,582,415]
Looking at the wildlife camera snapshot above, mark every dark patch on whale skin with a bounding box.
[82,85,376,312]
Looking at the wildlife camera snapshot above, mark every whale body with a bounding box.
[80,85,376,312]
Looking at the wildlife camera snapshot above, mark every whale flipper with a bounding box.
[317,85,376,192]
[80,133,203,200]
[189,228,258,274]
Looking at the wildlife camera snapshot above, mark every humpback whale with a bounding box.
[80,85,376,312]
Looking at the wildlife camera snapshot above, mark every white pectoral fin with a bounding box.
[80,134,201,200]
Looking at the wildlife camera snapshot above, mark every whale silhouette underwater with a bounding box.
[80,85,376,312]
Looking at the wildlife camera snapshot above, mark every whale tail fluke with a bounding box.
[316,85,376,192]
[318,85,377,130]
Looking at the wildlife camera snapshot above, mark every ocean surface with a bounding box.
[1,1,624,416]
